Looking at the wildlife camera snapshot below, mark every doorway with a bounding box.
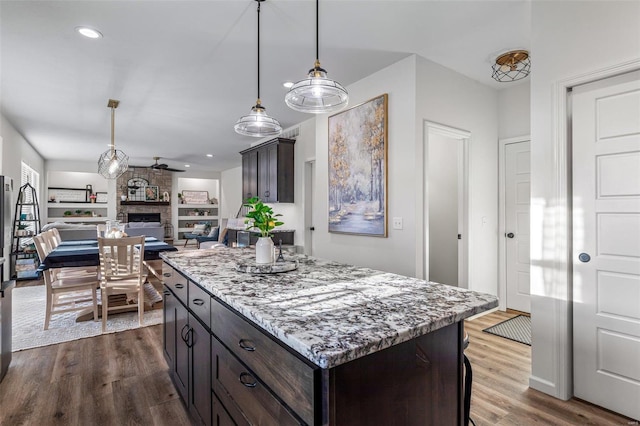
[498,137,531,313]
[571,70,640,420]
[303,160,315,256]
[424,122,469,287]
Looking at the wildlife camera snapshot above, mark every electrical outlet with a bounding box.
[393,217,403,230]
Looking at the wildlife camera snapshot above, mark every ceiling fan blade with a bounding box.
[164,167,185,172]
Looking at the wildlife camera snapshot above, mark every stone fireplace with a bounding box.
[128,212,161,222]
[116,169,173,228]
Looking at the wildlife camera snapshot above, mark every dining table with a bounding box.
[39,237,178,321]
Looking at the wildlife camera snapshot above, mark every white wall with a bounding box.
[312,56,418,277]
[530,0,640,399]
[416,56,499,295]
[220,166,241,220]
[1,115,45,277]
[498,81,530,139]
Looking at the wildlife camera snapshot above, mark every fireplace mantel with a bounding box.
[120,201,170,206]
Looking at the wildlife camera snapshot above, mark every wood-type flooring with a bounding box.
[0,310,634,425]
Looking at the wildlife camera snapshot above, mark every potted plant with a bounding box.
[16,223,28,236]
[244,197,283,264]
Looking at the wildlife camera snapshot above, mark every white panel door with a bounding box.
[573,70,640,420]
[505,141,531,312]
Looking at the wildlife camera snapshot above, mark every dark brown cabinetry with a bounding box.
[164,261,464,426]
[163,265,211,426]
[240,138,295,203]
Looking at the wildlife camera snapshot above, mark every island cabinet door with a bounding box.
[189,313,212,426]
[163,286,177,371]
[326,322,462,426]
[174,297,190,405]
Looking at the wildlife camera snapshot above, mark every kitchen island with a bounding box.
[161,248,498,426]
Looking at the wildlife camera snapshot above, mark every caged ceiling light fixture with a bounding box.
[234,0,282,137]
[284,0,348,114]
[98,99,129,179]
[491,49,531,83]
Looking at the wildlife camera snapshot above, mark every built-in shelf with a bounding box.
[48,202,106,208]
[47,217,108,223]
[120,201,170,206]
[177,204,219,240]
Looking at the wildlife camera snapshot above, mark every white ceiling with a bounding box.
[0,1,530,173]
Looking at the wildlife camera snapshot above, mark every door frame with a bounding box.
[303,159,316,255]
[498,135,530,312]
[531,58,640,400]
[422,121,470,287]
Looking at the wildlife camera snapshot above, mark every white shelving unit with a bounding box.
[47,202,110,223]
[177,204,219,240]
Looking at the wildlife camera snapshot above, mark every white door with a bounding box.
[505,141,531,313]
[573,70,640,420]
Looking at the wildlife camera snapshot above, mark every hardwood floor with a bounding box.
[0,311,634,425]
[465,310,634,425]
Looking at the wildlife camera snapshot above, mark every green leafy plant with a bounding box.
[64,211,72,216]
[243,197,283,238]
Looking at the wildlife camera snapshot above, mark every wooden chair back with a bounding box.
[97,236,145,280]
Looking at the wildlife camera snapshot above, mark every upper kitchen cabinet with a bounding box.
[240,138,295,203]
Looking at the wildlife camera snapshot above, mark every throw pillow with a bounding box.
[207,226,220,240]
[192,224,207,235]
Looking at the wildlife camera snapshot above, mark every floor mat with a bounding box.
[483,314,531,346]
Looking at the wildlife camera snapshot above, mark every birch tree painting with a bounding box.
[328,94,388,236]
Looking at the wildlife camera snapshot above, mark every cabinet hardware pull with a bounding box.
[186,327,195,348]
[163,290,171,296]
[193,299,205,306]
[239,372,257,388]
[175,283,184,289]
[163,273,171,277]
[180,324,190,342]
[238,339,256,352]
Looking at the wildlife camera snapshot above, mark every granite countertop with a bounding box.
[161,248,498,369]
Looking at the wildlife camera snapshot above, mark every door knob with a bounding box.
[506,232,515,238]
[579,253,591,263]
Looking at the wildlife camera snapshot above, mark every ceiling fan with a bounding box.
[133,157,185,172]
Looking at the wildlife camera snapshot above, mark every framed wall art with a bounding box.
[144,185,159,201]
[328,93,388,237]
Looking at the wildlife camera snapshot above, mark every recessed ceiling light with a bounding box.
[206,154,214,158]
[184,164,191,168]
[283,81,294,89]
[75,26,103,39]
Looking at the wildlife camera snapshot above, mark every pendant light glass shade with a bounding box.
[234,0,281,137]
[285,60,348,113]
[235,100,282,137]
[285,0,348,114]
[98,99,129,179]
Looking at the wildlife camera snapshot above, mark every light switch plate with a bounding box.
[392,217,403,230]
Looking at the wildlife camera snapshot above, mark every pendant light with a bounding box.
[284,0,348,114]
[234,0,282,137]
[98,99,129,179]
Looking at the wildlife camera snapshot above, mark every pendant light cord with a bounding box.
[315,0,319,62]
[257,0,261,102]
[110,105,115,153]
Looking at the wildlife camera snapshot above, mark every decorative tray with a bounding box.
[235,260,298,274]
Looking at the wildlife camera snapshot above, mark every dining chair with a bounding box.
[34,234,99,330]
[50,228,62,247]
[96,224,106,238]
[38,231,98,280]
[97,236,148,332]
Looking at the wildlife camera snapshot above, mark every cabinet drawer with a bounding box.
[211,299,316,425]
[212,338,301,426]
[212,391,237,426]
[162,263,188,304]
[189,282,211,329]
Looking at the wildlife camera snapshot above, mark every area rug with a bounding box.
[12,285,163,352]
[483,314,531,346]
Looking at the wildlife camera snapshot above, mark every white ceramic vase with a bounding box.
[255,237,274,264]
